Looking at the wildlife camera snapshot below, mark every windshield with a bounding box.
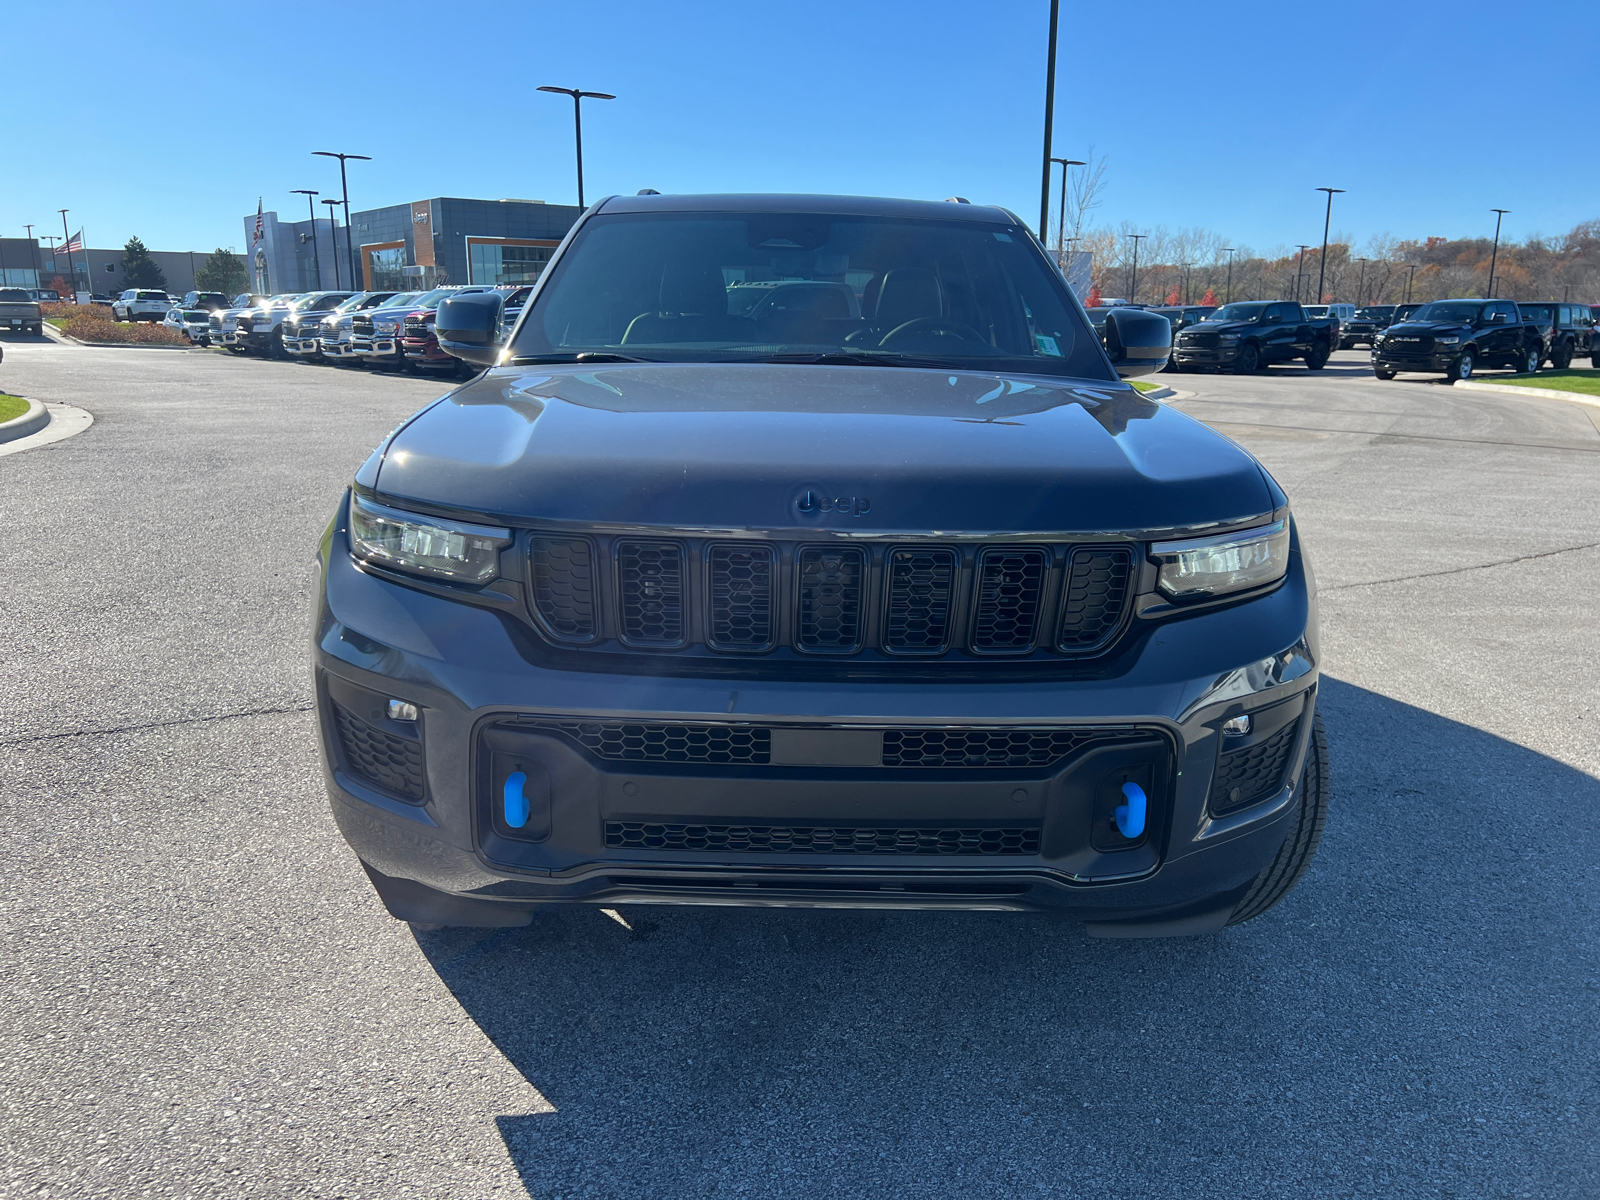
[405,288,459,309]
[1203,303,1269,322]
[334,294,373,312]
[1518,305,1554,322]
[511,210,1105,376]
[1411,302,1484,323]
[1356,307,1394,320]
[182,310,209,321]
[0,288,29,302]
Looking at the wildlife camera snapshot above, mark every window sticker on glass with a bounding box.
[993,232,1013,242]
[1034,334,1062,357]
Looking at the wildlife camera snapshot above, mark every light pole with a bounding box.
[313,151,370,289]
[1295,245,1311,304]
[1127,234,1146,304]
[1049,156,1086,266]
[58,209,78,303]
[1222,247,1236,304]
[1314,187,1344,304]
[1355,257,1368,307]
[1487,208,1510,297]
[1039,0,1060,239]
[291,190,323,290]
[537,86,615,210]
[321,199,344,289]
[1404,263,1418,303]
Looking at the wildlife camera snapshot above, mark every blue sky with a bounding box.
[6,0,1595,258]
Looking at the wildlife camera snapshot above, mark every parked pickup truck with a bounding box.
[1372,299,1544,382]
[1172,301,1338,373]
[0,287,43,335]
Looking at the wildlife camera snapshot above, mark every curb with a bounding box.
[1453,379,1600,410]
[0,398,49,444]
[1134,385,1176,400]
[59,332,194,350]
[0,403,94,457]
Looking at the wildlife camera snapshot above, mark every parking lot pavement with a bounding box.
[2,340,1597,1198]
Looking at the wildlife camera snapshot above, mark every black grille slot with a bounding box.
[1180,331,1219,349]
[528,537,597,642]
[1058,546,1134,651]
[1210,718,1301,815]
[332,703,424,800]
[884,547,956,653]
[605,822,1039,855]
[616,540,685,646]
[882,727,1108,768]
[519,720,770,764]
[970,548,1047,653]
[796,546,864,653]
[707,544,775,651]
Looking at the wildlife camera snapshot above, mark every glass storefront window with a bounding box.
[468,242,554,285]
[368,246,409,292]
[2,269,41,288]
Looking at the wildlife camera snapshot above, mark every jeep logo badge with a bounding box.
[796,490,871,517]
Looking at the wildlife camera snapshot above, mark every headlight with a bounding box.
[373,319,396,333]
[1151,519,1290,599]
[348,494,511,585]
[1218,333,1240,343]
[1435,336,1459,345]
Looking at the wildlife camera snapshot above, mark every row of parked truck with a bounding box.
[1082,297,1599,383]
[155,286,532,375]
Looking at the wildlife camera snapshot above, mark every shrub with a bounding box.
[44,303,188,346]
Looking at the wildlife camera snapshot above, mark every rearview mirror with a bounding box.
[436,292,505,366]
[1102,308,1172,378]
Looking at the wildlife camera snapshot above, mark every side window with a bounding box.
[1495,303,1517,323]
[1262,305,1284,322]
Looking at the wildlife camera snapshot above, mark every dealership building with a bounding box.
[242,196,583,295]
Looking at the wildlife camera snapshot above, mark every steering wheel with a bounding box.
[877,315,989,349]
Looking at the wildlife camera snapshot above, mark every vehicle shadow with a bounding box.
[414,676,1598,1198]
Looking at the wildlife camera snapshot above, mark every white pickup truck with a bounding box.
[0,288,43,335]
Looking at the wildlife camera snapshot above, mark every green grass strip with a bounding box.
[1489,369,1600,396]
[0,393,32,423]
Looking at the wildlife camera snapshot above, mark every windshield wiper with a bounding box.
[507,351,652,364]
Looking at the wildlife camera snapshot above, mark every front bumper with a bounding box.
[1173,344,1240,366]
[1373,349,1454,372]
[320,339,359,359]
[313,500,1320,928]
[402,337,454,367]
[284,335,321,356]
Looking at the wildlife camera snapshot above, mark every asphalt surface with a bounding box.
[1,338,1597,1199]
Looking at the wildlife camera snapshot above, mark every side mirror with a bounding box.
[1491,312,1508,324]
[1102,307,1172,378]
[436,292,505,366]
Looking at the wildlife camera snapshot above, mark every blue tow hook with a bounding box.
[503,771,529,828]
[1114,782,1147,839]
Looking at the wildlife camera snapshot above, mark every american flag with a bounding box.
[61,229,83,253]
[252,199,264,245]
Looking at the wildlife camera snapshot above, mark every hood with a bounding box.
[369,363,1274,536]
[1385,321,1470,336]
[1186,321,1255,335]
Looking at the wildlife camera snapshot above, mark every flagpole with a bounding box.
[58,210,77,304]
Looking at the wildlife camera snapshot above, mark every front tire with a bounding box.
[1446,351,1474,382]
[1551,342,1572,370]
[1519,345,1540,374]
[1228,710,1331,926]
[1374,365,1396,380]
[1232,343,1260,375]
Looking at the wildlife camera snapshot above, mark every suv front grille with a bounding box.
[1179,331,1219,350]
[1210,718,1300,814]
[617,541,685,646]
[708,544,775,651]
[971,548,1048,653]
[403,317,430,338]
[504,717,1132,770]
[796,547,865,652]
[522,535,1137,661]
[884,548,956,653]
[528,537,598,641]
[604,821,1041,855]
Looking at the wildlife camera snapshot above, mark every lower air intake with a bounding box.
[1210,718,1301,814]
[333,703,424,800]
[605,822,1041,855]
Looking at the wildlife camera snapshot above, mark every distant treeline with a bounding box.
[1074,220,1600,307]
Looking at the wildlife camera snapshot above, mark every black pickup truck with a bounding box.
[1372,299,1544,382]
[1171,301,1339,373]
